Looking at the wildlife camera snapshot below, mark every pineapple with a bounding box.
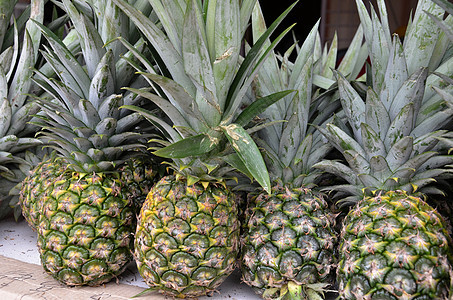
[313,0,453,298]
[113,0,296,297]
[0,0,45,220]
[240,4,366,299]
[20,151,66,231]
[23,0,158,286]
[21,153,162,232]
[119,155,165,212]
[135,175,241,298]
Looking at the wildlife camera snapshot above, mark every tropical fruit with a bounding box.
[135,175,240,297]
[37,170,136,286]
[118,156,164,211]
[19,152,65,231]
[242,186,336,299]
[238,3,371,298]
[338,190,451,299]
[22,0,156,286]
[113,0,296,297]
[314,0,453,298]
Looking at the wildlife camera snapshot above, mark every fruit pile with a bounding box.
[1,0,453,299]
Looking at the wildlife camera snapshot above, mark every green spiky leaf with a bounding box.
[222,124,270,193]
[365,86,390,141]
[360,123,386,159]
[383,103,414,149]
[154,134,217,159]
[223,1,298,117]
[385,136,413,171]
[337,72,365,140]
[235,90,294,127]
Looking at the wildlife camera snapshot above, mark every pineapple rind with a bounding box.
[19,152,65,231]
[21,154,160,231]
[135,175,240,298]
[241,185,336,299]
[23,0,160,287]
[118,156,163,212]
[36,171,135,286]
[337,190,452,299]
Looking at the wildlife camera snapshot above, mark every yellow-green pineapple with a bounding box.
[314,0,453,298]
[20,152,65,230]
[24,0,157,286]
[114,0,296,297]
[119,156,164,211]
[135,175,241,297]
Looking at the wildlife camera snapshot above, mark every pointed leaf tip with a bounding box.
[222,124,271,193]
[153,134,217,158]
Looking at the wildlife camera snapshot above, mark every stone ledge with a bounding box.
[0,255,164,300]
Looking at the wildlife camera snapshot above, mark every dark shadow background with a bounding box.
[260,0,321,56]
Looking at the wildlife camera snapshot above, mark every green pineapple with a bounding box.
[240,4,366,299]
[19,151,66,230]
[113,0,296,297]
[242,186,336,300]
[313,0,453,298]
[23,0,158,286]
[0,0,45,220]
[119,155,165,211]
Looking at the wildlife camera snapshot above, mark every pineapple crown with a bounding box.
[30,0,156,173]
[0,0,49,219]
[114,0,299,193]
[313,0,453,206]
[249,2,368,188]
[428,0,453,150]
[430,0,453,45]
[0,0,45,157]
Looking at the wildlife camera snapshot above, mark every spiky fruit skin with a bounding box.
[134,175,240,298]
[36,172,135,286]
[338,190,452,299]
[19,155,66,231]
[241,185,336,299]
[20,156,157,232]
[119,157,161,212]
